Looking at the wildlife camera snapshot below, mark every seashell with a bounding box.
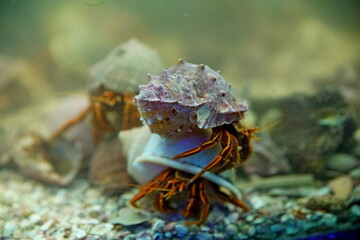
[89,136,134,194]
[119,125,242,200]
[11,133,83,186]
[48,95,95,158]
[134,60,248,138]
[88,38,163,96]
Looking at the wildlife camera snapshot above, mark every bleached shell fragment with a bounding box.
[134,61,248,136]
[11,133,83,186]
[88,38,163,95]
[119,125,241,200]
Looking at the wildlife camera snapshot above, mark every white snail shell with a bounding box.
[119,125,242,200]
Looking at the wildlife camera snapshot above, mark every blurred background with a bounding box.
[1,2,360,237]
[1,0,359,108]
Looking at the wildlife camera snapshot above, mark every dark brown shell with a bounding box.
[88,38,162,96]
[134,60,248,137]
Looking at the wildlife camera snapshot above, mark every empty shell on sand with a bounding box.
[134,60,248,138]
[11,133,83,186]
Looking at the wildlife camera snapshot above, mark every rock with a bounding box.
[242,131,291,177]
[305,195,346,214]
[252,88,357,177]
[326,153,359,173]
[328,175,353,198]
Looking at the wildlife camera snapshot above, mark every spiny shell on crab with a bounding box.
[118,125,243,201]
[133,59,248,138]
[88,38,163,96]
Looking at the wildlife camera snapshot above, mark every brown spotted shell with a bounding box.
[133,60,248,137]
[88,38,163,96]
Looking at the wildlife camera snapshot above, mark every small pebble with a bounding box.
[226,224,238,235]
[200,225,210,232]
[73,228,87,239]
[29,214,42,224]
[152,219,165,232]
[247,226,256,236]
[213,233,225,240]
[253,217,265,224]
[227,212,239,223]
[164,232,172,238]
[152,232,163,240]
[174,224,188,238]
[137,231,151,240]
[245,214,255,222]
[320,214,337,227]
[235,232,249,239]
[350,205,360,218]
[326,154,358,173]
[195,232,212,240]
[270,224,283,233]
[39,220,53,232]
[90,223,114,236]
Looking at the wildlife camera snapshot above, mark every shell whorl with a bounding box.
[88,38,162,96]
[134,61,248,137]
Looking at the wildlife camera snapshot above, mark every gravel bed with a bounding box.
[1,169,359,240]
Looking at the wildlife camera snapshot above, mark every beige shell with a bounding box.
[88,38,163,96]
[11,133,83,186]
[118,125,242,200]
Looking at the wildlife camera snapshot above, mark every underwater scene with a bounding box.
[1,1,360,239]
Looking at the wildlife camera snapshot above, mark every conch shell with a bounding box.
[119,125,242,200]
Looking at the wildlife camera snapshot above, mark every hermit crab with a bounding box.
[126,60,258,225]
[52,38,163,143]
[10,39,162,188]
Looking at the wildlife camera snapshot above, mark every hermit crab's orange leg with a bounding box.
[182,181,199,218]
[188,129,235,184]
[197,181,210,225]
[130,169,173,208]
[184,180,210,226]
[93,101,115,132]
[173,128,222,160]
[121,92,136,130]
[212,183,250,212]
[154,181,176,213]
[49,104,92,143]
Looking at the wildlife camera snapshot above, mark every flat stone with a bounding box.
[110,208,151,226]
[328,175,353,198]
